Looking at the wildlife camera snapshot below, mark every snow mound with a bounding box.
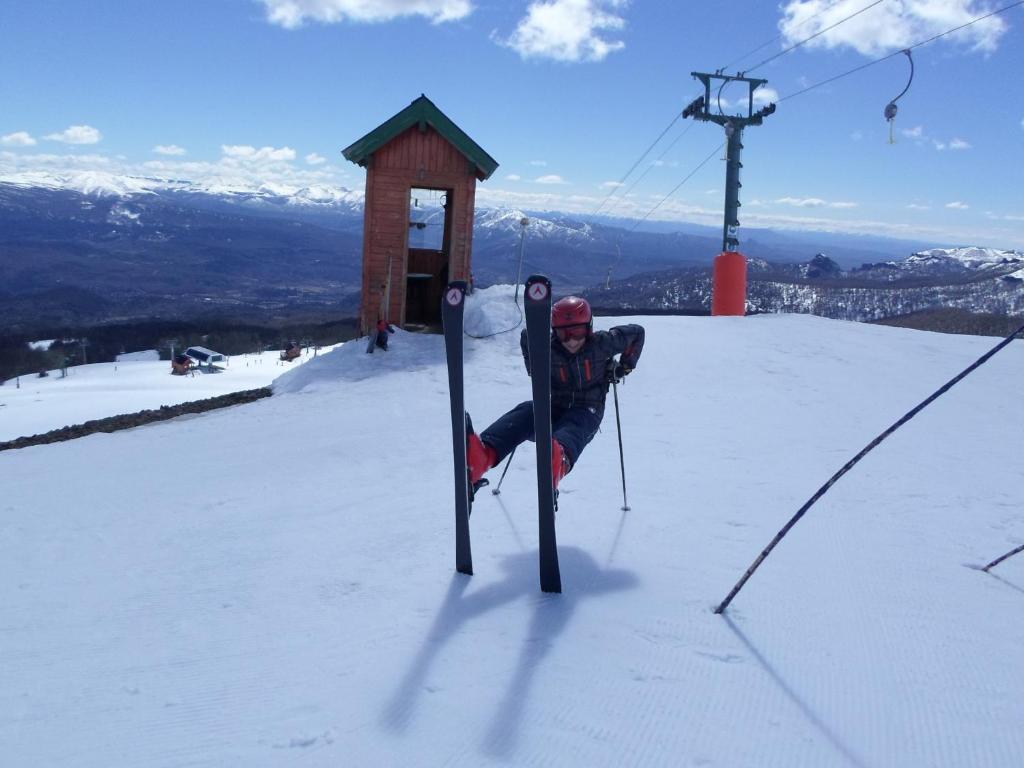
[272,333,442,394]
[465,284,525,338]
[273,286,527,395]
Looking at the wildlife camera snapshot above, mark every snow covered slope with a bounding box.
[1,287,1022,767]
[0,347,338,442]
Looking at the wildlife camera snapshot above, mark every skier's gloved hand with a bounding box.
[607,361,631,382]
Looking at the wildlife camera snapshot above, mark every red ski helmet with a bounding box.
[552,296,592,340]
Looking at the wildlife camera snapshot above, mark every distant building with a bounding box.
[184,346,227,370]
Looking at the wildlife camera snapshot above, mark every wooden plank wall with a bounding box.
[360,125,478,332]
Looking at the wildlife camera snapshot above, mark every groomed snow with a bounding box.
[1,285,1022,766]
[0,347,339,442]
[116,349,160,362]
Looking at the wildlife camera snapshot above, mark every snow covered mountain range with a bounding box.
[1,170,1020,329]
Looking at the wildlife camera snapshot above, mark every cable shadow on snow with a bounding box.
[379,547,637,758]
[723,615,871,768]
[984,570,1024,596]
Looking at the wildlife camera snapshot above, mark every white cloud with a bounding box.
[529,160,547,167]
[903,125,971,151]
[505,174,522,181]
[0,151,114,169]
[907,203,931,210]
[305,152,327,165]
[932,136,969,151]
[945,201,969,210]
[153,145,186,156]
[599,180,623,189]
[44,125,102,145]
[778,0,1007,57]
[2,131,37,147]
[222,145,297,162]
[850,130,863,141]
[775,196,857,209]
[502,0,628,62]
[259,0,472,28]
[535,174,567,184]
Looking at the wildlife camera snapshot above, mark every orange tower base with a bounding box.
[711,250,747,316]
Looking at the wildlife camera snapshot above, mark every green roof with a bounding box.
[342,95,499,181]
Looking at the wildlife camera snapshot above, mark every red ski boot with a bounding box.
[552,438,571,491]
[468,432,497,486]
[465,413,497,489]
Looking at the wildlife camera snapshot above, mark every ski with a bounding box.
[523,274,562,593]
[442,280,473,575]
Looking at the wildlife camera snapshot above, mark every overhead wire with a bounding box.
[777,0,1024,103]
[744,0,889,73]
[590,0,1023,289]
[718,0,849,73]
[606,2,891,240]
[626,142,724,233]
[591,111,684,217]
[606,121,696,218]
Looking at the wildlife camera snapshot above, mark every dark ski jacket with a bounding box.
[520,324,645,419]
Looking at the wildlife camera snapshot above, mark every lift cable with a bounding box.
[718,0,849,73]
[591,111,683,218]
[777,0,1024,104]
[594,0,1020,292]
[745,0,888,74]
[605,121,696,218]
[626,142,724,234]
[602,1,886,261]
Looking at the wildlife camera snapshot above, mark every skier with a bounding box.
[466,296,644,490]
[374,318,395,351]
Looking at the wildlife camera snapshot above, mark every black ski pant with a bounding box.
[480,401,602,468]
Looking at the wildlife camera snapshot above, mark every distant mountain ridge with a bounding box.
[1,170,1016,329]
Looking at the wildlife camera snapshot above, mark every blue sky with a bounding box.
[1,0,1022,248]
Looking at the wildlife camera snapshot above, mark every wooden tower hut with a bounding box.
[342,95,498,332]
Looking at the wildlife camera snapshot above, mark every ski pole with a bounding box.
[491,446,517,495]
[612,377,630,511]
[983,542,1024,572]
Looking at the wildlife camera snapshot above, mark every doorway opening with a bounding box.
[405,186,452,328]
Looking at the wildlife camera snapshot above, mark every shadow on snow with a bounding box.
[380,547,637,758]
